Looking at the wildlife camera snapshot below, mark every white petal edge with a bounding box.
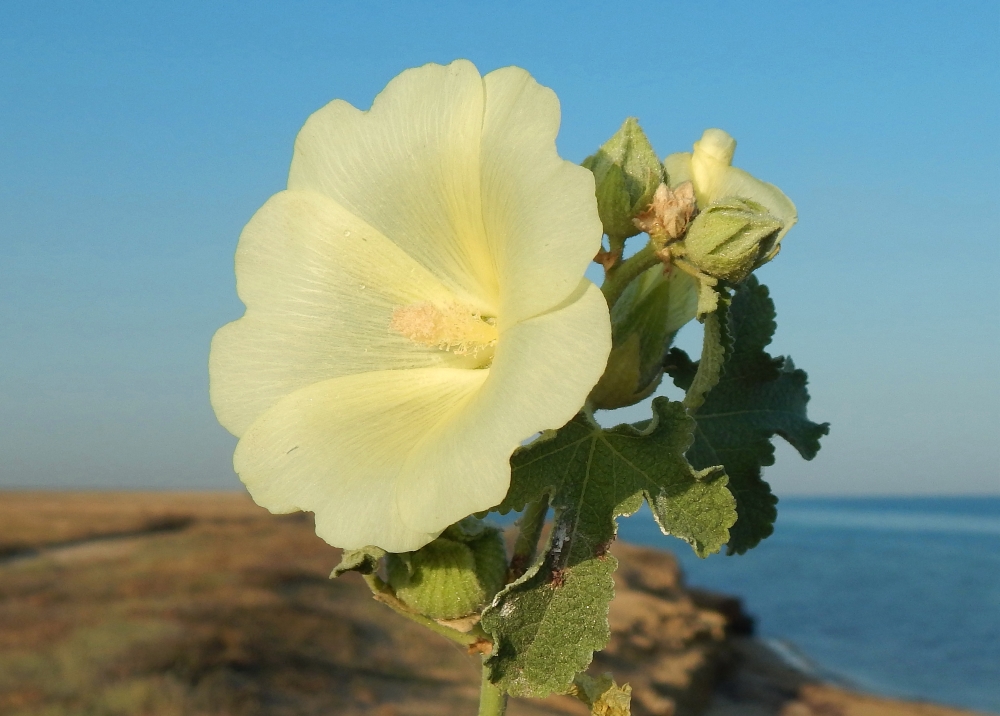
[233,367,488,552]
[480,66,604,328]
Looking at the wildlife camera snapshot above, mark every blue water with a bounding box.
[618,497,1000,713]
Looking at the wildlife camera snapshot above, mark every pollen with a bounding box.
[390,301,498,358]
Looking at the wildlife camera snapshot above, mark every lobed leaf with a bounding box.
[482,399,735,697]
[666,276,829,554]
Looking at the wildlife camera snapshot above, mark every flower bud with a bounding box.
[664,128,796,246]
[589,268,698,409]
[582,118,664,240]
[681,198,783,283]
[385,519,507,620]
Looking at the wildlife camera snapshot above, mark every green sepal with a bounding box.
[570,673,633,715]
[385,522,507,620]
[330,546,386,578]
[582,118,664,240]
[666,276,829,553]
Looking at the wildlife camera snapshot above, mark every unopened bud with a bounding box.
[664,128,797,246]
[582,118,664,240]
[589,268,698,409]
[681,198,782,283]
[386,519,507,620]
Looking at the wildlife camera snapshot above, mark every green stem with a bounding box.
[600,241,662,310]
[478,661,507,716]
[608,233,626,259]
[509,496,548,580]
[361,573,489,650]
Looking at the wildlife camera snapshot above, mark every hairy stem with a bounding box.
[600,241,662,310]
[509,496,548,580]
[361,573,490,650]
[608,234,627,261]
[479,661,507,716]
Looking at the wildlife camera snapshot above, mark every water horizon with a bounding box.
[618,495,1000,713]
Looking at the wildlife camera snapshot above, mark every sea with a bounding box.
[617,496,1000,714]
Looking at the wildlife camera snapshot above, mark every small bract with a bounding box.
[209,61,611,552]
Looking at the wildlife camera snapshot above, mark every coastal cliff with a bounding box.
[0,492,985,716]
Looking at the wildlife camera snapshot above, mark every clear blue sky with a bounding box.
[1,0,997,494]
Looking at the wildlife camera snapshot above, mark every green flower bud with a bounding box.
[681,198,783,283]
[386,520,507,620]
[589,267,698,409]
[582,118,664,240]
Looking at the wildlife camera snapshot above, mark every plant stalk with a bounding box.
[509,495,548,580]
[478,661,507,716]
[600,241,662,310]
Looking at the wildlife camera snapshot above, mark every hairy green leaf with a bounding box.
[482,399,734,697]
[666,276,829,554]
[481,546,616,698]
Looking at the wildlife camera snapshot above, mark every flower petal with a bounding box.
[233,367,488,553]
[480,67,605,328]
[705,166,797,239]
[664,152,796,238]
[210,189,468,437]
[395,280,611,533]
[287,60,497,313]
[664,152,694,188]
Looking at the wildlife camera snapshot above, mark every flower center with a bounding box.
[390,301,498,363]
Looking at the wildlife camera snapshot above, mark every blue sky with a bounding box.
[1,0,997,494]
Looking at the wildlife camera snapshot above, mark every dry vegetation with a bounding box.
[0,492,262,557]
[0,492,983,716]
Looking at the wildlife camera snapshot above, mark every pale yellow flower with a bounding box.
[664,128,797,243]
[209,61,611,552]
